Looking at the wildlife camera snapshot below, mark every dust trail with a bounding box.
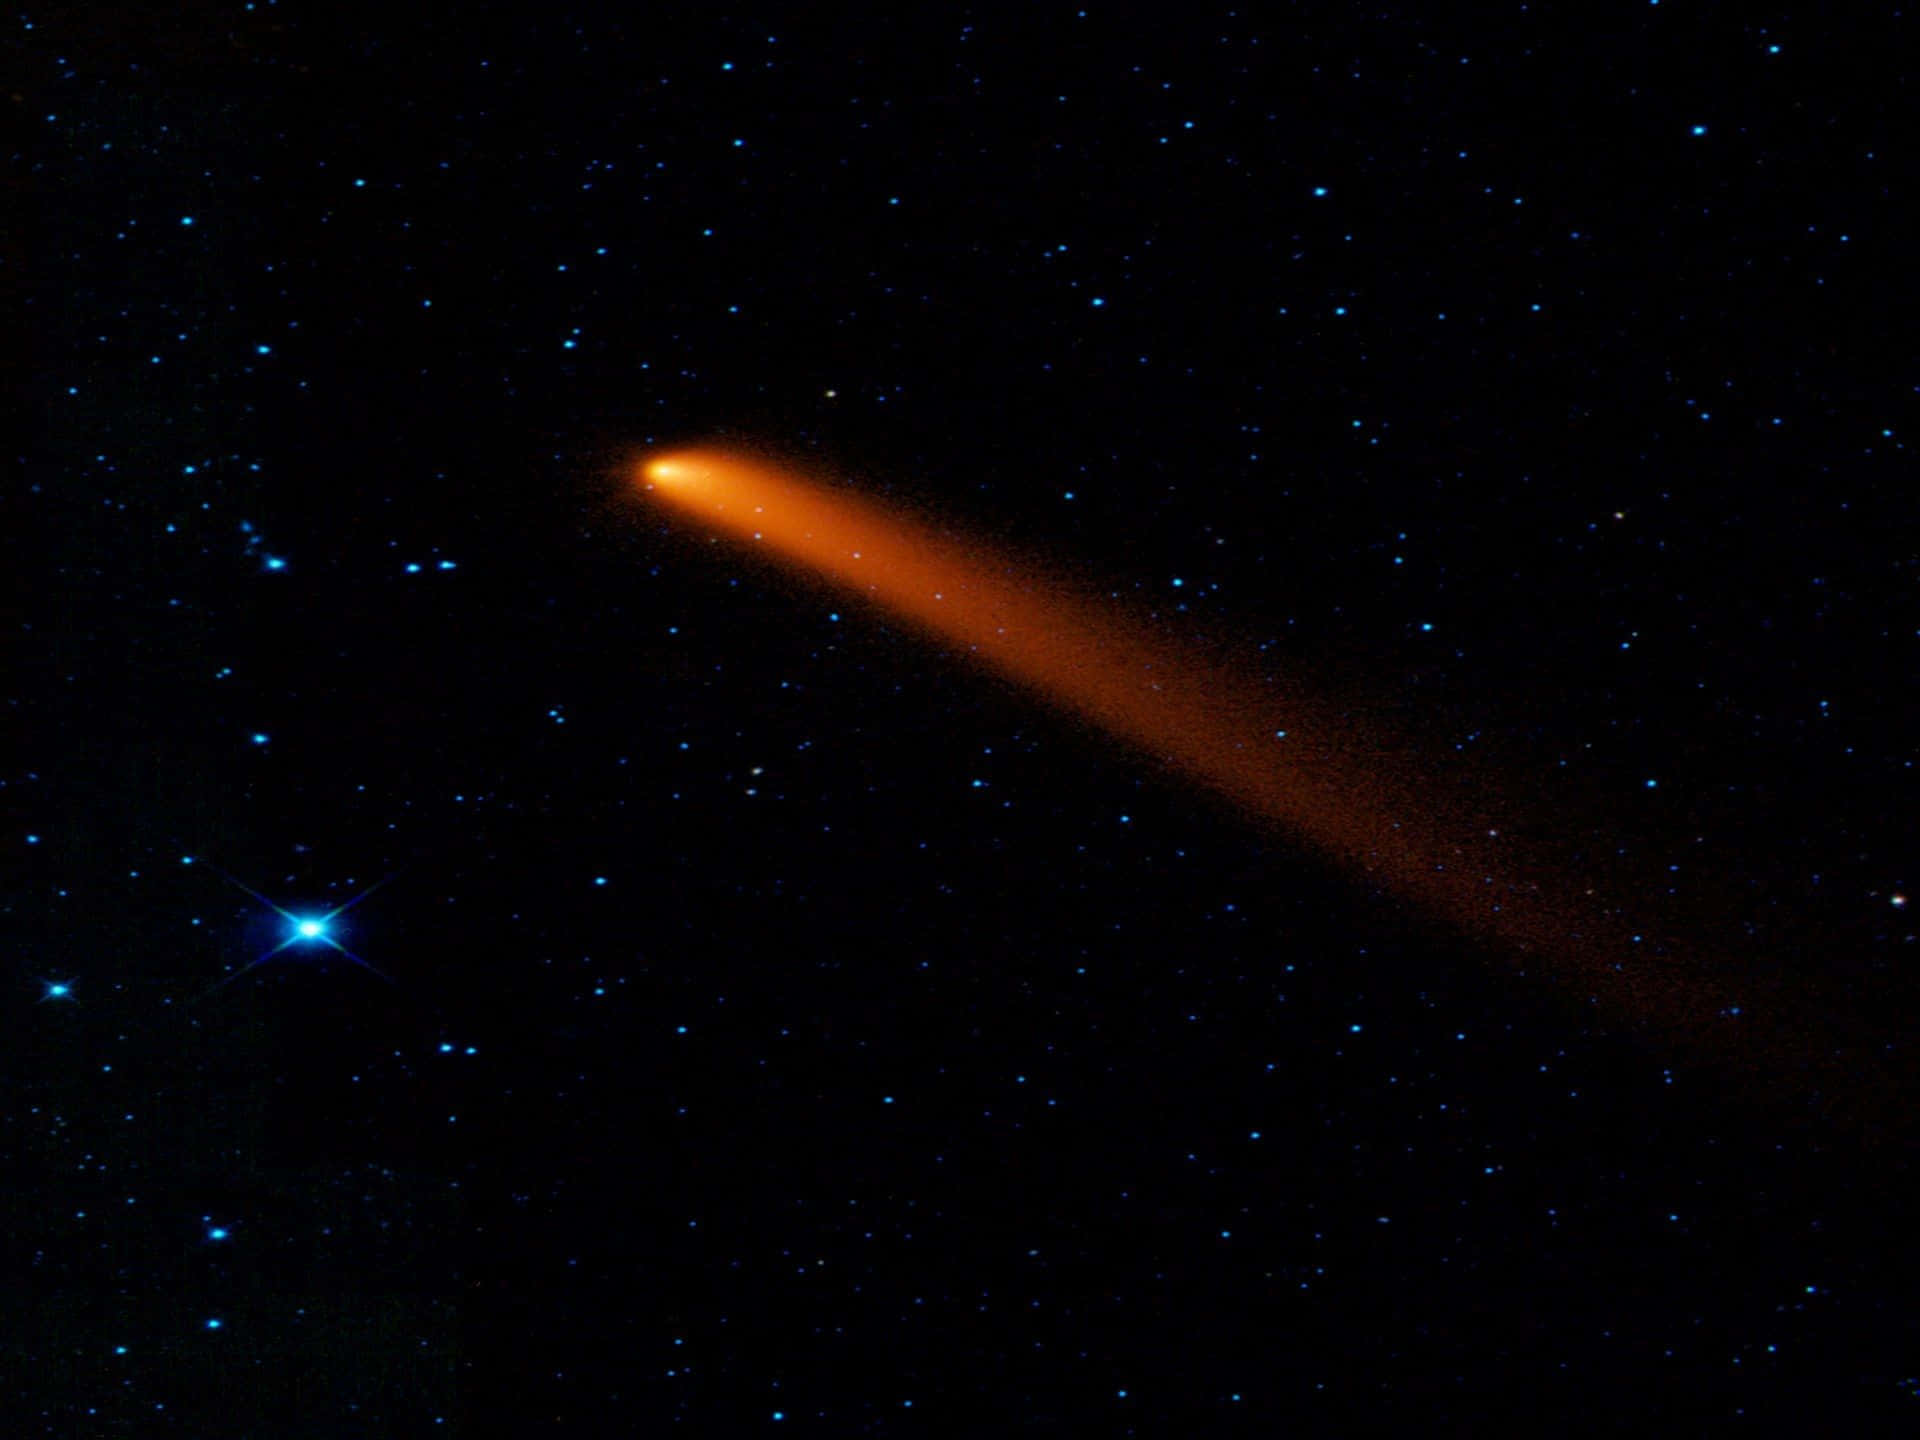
[634,444,1899,1144]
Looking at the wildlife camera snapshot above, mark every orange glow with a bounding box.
[635,446,1405,870]
[632,444,1887,1137]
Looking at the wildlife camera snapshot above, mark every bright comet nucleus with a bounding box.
[645,457,713,489]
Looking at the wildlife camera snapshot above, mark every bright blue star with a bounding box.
[199,867,397,999]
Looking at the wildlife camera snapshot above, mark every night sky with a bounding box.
[13,4,1920,1432]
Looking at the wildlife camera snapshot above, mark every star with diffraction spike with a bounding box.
[198,866,397,1000]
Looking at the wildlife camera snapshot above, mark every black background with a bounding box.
[12,4,1920,1432]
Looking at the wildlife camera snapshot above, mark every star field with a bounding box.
[11,4,1920,1433]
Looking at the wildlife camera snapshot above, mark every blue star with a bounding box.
[199,867,397,999]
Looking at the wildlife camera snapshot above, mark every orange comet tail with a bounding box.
[640,449,1409,872]
[633,445,1890,1138]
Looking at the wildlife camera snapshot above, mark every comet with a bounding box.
[633,444,1901,1141]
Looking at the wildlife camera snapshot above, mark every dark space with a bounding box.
[11,5,1919,1432]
